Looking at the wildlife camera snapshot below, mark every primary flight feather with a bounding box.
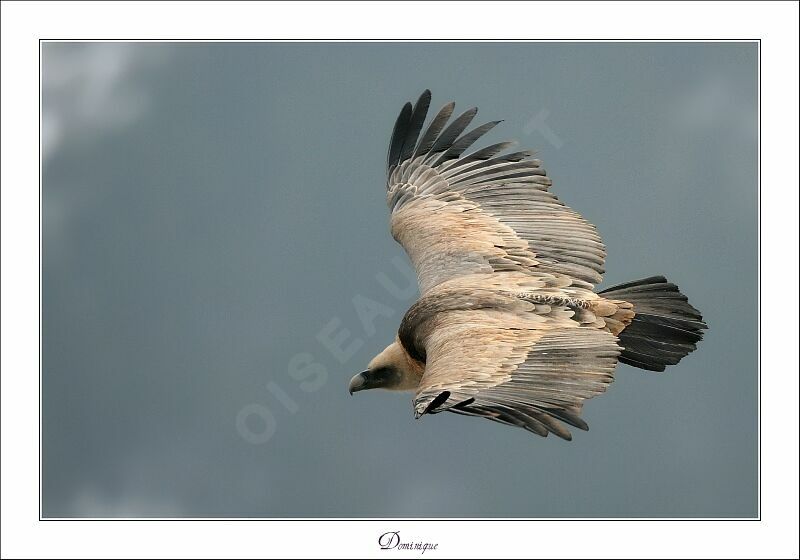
[348,90,707,440]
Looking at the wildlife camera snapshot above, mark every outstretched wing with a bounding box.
[413,303,621,440]
[386,90,606,294]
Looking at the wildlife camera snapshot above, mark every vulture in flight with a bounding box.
[348,90,707,440]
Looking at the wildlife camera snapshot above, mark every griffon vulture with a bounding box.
[348,90,707,440]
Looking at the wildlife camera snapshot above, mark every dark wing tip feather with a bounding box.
[444,400,581,441]
[398,90,432,164]
[552,408,589,432]
[387,101,412,170]
[430,119,501,167]
[417,390,451,418]
[389,92,523,175]
[414,101,456,158]
[425,106,479,160]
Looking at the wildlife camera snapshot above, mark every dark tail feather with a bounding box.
[599,276,707,372]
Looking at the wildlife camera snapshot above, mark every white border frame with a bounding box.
[3,1,798,558]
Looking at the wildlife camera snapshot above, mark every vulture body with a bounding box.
[348,90,707,440]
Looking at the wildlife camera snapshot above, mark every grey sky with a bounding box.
[42,42,758,517]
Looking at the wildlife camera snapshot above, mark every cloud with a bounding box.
[69,486,185,518]
[669,73,756,138]
[41,43,165,163]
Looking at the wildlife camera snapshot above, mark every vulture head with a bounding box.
[349,340,422,394]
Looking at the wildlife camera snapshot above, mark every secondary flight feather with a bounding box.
[348,90,707,440]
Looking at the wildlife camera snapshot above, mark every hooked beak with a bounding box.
[348,371,369,395]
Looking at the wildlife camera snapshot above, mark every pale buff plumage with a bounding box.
[349,90,707,440]
[367,339,424,392]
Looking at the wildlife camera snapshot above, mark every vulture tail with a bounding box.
[599,276,707,372]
